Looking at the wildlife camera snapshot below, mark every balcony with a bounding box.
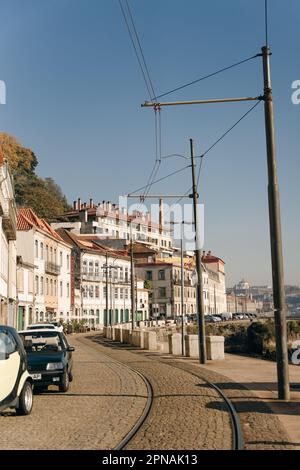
[1,198,17,241]
[81,272,103,281]
[45,261,61,276]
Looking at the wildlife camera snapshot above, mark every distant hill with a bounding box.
[0,132,72,219]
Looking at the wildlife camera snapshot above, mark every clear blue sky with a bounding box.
[0,0,299,287]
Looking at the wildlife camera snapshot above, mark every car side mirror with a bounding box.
[67,346,75,352]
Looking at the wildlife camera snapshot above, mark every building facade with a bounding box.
[0,148,17,326]
[58,230,137,327]
[17,208,72,326]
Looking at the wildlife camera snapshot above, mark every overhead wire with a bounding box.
[196,99,262,186]
[151,53,261,101]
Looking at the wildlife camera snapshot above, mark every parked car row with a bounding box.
[0,321,75,416]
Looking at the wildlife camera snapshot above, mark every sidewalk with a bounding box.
[199,354,300,449]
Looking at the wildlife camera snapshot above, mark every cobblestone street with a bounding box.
[0,333,233,450]
[0,334,148,450]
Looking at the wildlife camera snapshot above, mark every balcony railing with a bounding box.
[45,261,61,275]
[1,198,17,240]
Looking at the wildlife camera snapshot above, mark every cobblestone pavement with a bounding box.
[81,335,233,450]
[83,334,294,451]
[0,335,148,450]
[150,356,294,450]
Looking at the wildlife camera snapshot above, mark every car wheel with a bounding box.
[68,371,74,382]
[16,381,33,415]
[59,370,69,392]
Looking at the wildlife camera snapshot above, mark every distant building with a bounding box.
[51,198,174,255]
[136,250,226,317]
[0,147,17,326]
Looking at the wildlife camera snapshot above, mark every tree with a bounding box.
[0,132,72,219]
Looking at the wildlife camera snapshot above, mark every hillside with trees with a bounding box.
[0,132,71,219]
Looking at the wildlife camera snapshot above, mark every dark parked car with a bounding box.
[0,326,33,415]
[18,329,75,393]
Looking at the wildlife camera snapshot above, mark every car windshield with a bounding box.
[19,332,65,353]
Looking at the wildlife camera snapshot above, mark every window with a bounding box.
[125,267,129,282]
[95,262,99,276]
[83,286,88,298]
[50,247,53,263]
[0,331,17,359]
[60,251,63,266]
[40,277,44,295]
[89,261,93,274]
[89,285,94,298]
[158,287,166,298]
[119,268,124,280]
[114,288,118,300]
[95,285,100,298]
[158,270,165,280]
[103,286,107,296]
[146,271,152,281]
[45,245,48,262]
[82,260,87,274]
[67,283,70,298]
[120,288,124,300]
[50,279,53,296]
[67,254,70,270]
[46,278,49,295]
[40,242,44,260]
[54,249,57,263]
[35,275,39,295]
[125,288,129,300]
[35,240,38,258]
[60,281,63,297]
[54,280,57,296]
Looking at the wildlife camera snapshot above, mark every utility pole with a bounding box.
[190,139,207,364]
[105,252,109,327]
[180,223,185,356]
[130,224,136,330]
[262,46,290,400]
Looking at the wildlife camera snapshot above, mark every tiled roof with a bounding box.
[17,208,64,241]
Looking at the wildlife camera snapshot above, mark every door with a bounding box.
[0,330,20,402]
[18,306,25,331]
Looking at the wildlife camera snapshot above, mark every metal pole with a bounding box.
[181,225,185,356]
[105,252,109,327]
[190,139,207,364]
[262,46,290,400]
[130,224,136,330]
[142,96,262,108]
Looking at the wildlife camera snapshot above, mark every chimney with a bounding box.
[83,202,87,209]
[159,198,164,229]
[90,198,93,208]
[77,198,81,211]
[73,201,77,210]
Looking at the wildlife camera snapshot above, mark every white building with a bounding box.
[0,147,17,327]
[52,198,174,255]
[17,208,72,325]
[58,230,134,328]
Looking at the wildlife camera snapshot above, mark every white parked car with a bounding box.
[0,326,34,415]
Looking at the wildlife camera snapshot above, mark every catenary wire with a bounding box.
[151,53,261,101]
[197,99,262,185]
[128,164,191,196]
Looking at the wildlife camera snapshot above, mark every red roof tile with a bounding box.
[17,208,64,241]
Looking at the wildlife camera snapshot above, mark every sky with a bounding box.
[0,0,299,287]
